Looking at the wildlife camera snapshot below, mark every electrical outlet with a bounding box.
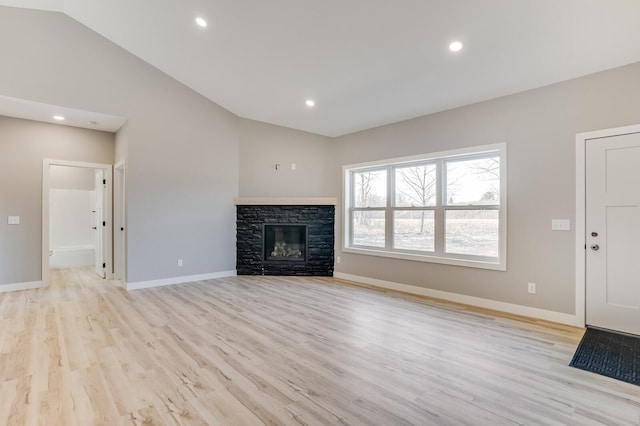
[336,256,341,264]
[528,282,536,294]
[177,259,183,267]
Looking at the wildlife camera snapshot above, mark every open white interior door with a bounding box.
[94,169,106,279]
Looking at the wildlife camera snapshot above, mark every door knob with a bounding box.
[591,232,598,237]
[92,226,97,230]
[591,244,600,251]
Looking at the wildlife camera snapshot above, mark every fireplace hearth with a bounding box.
[235,198,335,276]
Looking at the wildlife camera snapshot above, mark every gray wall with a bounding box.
[238,119,335,197]
[0,116,113,286]
[0,6,239,284]
[333,61,640,315]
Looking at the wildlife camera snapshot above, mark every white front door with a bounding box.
[586,131,640,335]
[94,169,106,278]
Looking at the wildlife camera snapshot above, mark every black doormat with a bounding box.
[570,327,640,386]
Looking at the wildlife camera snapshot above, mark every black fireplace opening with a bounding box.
[263,224,307,262]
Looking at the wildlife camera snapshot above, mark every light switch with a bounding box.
[551,219,570,231]
[8,216,20,225]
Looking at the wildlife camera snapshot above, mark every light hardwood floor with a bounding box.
[0,267,639,425]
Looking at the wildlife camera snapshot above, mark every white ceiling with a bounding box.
[2,0,640,137]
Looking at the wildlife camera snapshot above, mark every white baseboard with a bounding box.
[334,272,579,327]
[126,270,237,291]
[0,281,43,293]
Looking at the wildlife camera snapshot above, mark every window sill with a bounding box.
[342,246,506,271]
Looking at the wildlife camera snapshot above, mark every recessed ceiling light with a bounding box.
[449,41,463,52]
[305,99,315,107]
[195,17,207,28]
[53,115,65,121]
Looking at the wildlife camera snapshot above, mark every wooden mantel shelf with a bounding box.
[233,197,337,206]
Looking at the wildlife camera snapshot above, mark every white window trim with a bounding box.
[342,143,507,271]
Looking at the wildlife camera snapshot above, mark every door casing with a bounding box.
[575,123,640,328]
[114,160,126,282]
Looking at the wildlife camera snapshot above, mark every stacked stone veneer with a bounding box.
[236,205,334,276]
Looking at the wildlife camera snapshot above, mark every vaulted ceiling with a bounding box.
[2,0,640,136]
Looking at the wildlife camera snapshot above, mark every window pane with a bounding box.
[394,210,434,251]
[446,156,500,205]
[395,164,436,207]
[353,211,385,247]
[445,210,499,257]
[353,170,387,207]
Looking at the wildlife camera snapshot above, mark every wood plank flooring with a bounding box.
[0,267,639,425]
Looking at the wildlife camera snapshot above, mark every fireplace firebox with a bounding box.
[263,224,307,262]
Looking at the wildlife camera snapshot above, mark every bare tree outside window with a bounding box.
[395,164,435,232]
[446,156,499,205]
[355,172,373,206]
[352,170,386,243]
[469,157,500,203]
[354,170,386,208]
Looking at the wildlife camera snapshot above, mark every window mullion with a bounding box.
[443,205,500,210]
[434,159,445,257]
[386,166,394,250]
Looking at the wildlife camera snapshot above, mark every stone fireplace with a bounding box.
[234,198,336,276]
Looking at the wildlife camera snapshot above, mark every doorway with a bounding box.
[576,124,640,334]
[42,159,113,286]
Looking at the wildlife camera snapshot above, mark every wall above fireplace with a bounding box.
[234,198,336,276]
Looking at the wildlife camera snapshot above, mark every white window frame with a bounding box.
[343,143,507,271]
